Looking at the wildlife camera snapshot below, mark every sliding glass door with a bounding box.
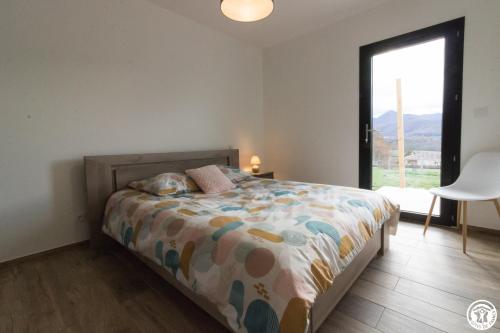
[359,18,464,226]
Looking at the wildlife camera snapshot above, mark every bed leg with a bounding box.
[377,223,390,256]
[309,309,314,333]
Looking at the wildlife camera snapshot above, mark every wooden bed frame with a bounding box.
[84,149,391,332]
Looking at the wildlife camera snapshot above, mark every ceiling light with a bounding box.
[220,0,274,23]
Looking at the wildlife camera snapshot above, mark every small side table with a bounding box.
[252,171,274,179]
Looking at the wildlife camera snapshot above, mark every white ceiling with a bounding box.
[148,0,391,48]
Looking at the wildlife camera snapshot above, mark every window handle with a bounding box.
[365,124,375,143]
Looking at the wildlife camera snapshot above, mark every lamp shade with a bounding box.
[221,0,274,23]
[250,155,261,165]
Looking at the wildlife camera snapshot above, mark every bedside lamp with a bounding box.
[250,155,261,173]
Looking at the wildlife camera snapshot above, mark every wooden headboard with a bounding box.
[84,149,239,249]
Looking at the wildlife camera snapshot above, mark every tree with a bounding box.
[373,131,392,168]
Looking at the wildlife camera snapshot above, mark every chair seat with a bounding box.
[429,186,498,201]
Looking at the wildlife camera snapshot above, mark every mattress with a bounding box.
[103,178,398,332]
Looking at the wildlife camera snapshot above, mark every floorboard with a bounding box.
[0,221,498,332]
[376,309,444,333]
[336,293,384,327]
[360,268,400,290]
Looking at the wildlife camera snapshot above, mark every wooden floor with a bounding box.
[1,222,499,333]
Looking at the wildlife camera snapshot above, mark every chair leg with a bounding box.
[462,201,468,254]
[493,199,500,219]
[456,201,462,232]
[423,195,437,236]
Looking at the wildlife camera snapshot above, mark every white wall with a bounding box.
[264,0,500,230]
[0,0,264,262]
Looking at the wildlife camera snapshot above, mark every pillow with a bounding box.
[186,165,236,194]
[217,165,252,183]
[129,172,199,196]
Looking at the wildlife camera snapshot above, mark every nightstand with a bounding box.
[252,171,274,179]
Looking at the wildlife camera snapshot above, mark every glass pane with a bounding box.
[371,38,444,215]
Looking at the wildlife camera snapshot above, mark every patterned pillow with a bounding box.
[129,172,199,196]
[186,165,236,194]
[217,165,252,183]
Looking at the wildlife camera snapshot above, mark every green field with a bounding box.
[372,166,440,190]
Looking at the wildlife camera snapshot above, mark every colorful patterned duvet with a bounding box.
[103,178,398,333]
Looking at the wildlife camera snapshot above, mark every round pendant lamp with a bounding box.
[221,0,274,22]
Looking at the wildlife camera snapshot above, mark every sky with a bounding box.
[372,38,445,118]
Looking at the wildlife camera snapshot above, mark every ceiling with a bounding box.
[148,0,391,48]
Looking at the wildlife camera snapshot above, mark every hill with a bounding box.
[373,111,442,151]
[374,111,441,137]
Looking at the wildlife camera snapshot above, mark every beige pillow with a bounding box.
[186,165,236,194]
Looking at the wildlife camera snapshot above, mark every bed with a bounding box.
[84,149,399,332]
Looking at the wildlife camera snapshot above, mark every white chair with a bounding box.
[423,152,500,253]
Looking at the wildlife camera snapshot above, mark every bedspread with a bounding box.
[103,178,398,332]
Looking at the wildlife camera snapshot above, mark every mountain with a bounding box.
[373,111,442,151]
[374,111,442,138]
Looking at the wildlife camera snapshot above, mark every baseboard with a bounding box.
[458,224,500,236]
[401,219,500,235]
[0,240,89,267]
